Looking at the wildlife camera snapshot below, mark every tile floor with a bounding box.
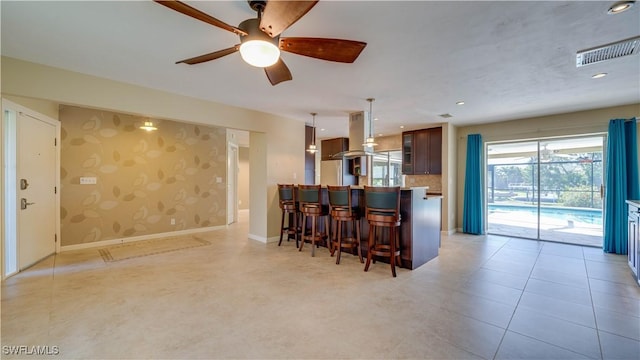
[2,211,639,359]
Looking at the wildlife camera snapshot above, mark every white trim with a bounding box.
[1,98,61,279]
[441,229,457,236]
[227,142,239,225]
[60,225,226,252]
[248,233,266,243]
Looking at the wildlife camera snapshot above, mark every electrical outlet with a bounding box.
[170,218,175,225]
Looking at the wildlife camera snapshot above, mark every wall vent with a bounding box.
[576,36,640,67]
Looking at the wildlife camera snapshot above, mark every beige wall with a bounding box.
[373,134,401,151]
[238,147,250,210]
[442,123,457,234]
[1,56,305,243]
[59,105,227,246]
[456,103,640,231]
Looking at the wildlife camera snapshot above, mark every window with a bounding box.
[371,151,402,187]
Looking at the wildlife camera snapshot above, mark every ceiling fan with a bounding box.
[155,0,367,86]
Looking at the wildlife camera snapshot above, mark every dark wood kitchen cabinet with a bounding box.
[350,156,367,176]
[321,137,348,160]
[402,127,442,175]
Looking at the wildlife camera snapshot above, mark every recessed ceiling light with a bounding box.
[456,101,465,105]
[592,72,608,79]
[378,133,383,137]
[608,1,634,14]
[400,125,405,129]
[374,117,379,121]
[320,128,325,131]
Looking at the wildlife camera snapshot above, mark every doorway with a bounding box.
[227,143,238,224]
[486,136,604,246]
[2,99,60,278]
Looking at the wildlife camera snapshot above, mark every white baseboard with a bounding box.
[248,234,280,244]
[60,225,226,252]
[248,234,267,243]
[441,229,457,236]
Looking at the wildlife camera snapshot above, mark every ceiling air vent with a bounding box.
[439,113,453,118]
[576,36,640,67]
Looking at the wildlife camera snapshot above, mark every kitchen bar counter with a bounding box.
[298,186,441,270]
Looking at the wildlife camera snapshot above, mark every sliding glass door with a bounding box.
[487,136,604,246]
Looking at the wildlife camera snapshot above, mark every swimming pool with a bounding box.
[488,204,602,225]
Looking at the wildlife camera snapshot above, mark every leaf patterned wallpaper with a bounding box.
[60,105,227,246]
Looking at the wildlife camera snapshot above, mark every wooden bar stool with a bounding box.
[278,184,300,247]
[364,186,402,277]
[298,185,329,257]
[328,185,363,264]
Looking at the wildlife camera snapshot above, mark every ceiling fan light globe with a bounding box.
[240,40,280,67]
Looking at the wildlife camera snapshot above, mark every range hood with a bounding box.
[331,111,374,159]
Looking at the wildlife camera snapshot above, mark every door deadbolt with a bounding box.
[20,178,29,190]
[21,198,35,210]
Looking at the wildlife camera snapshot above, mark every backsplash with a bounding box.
[405,174,442,193]
[60,105,227,246]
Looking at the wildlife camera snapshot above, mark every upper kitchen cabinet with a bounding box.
[321,137,349,160]
[402,127,442,175]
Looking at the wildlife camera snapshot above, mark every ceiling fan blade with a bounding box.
[176,45,240,65]
[260,0,319,37]
[264,58,292,86]
[154,1,247,36]
[279,37,367,63]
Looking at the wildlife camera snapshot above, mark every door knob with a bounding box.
[20,178,29,190]
[21,198,35,210]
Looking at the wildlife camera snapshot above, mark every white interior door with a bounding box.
[17,111,57,269]
[227,144,238,224]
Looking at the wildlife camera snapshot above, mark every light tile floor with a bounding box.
[2,211,639,359]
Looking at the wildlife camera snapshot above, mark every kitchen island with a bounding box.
[295,186,441,270]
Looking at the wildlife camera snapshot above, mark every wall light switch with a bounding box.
[80,177,97,185]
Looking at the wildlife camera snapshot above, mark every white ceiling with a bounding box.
[2,1,639,140]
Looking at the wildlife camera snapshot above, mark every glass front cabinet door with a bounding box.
[402,132,413,174]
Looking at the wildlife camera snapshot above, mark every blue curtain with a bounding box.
[604,118,639,254]
[463,134,484,234]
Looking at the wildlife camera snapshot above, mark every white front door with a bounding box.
[17,110,58,269]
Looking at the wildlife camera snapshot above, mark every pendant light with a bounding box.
[307,112,318,154]
[362,98,377,148]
